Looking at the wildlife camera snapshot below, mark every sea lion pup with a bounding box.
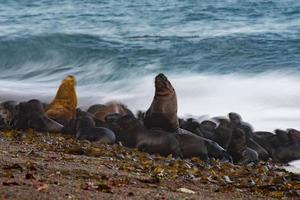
[228,112,269,160]
[45,75,77,126]
[144,73,179,132]
[75,110,115,145]
[228,112,254,141]
[214,118,233,149]
[227,128,259,164]
[0,101,18,130]
[15,99,63,132]
[107,114,182,157]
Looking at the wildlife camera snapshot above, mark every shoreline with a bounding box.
[1,71,300,132]
[0,130,299,199]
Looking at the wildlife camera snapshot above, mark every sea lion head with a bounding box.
[108,114,140,134]
[77,115,96,130]
[154,73,174,97]
[26,99,44,113]
[214,117,231,127]
[201,120,217,131]
[287,129,300,144]
[64,75,76,86]
[115,115,142,133]
[228,112,242,126]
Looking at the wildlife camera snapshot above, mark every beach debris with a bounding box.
[37,183,49,191]
[177,187,196,194]
[1,130,300,198]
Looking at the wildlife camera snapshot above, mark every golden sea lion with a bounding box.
[144,73,179,132]
[45,75,77,125]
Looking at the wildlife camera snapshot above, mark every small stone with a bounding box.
[224,175,233,184]
[177,188,196,194]
[127,192,134,196]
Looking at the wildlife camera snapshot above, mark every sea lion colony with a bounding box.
[0,73,299,164]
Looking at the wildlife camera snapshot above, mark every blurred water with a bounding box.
[0,0,300,131]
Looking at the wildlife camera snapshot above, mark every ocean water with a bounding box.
[0,0,300,131]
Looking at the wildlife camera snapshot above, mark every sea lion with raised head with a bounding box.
[144,73,179,132]
[45,75,77,126]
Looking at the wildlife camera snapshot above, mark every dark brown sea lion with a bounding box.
[227,128,259,164]
[108,114,182,157]
[253,131,279,157]
[200,120,217,133]
[137,129,182,157]
[274,142,300,163]
[107,114,141,148]
[227,128,246,162]
[179,118,203,137]
[228,112,253,141]
[253,129,300,163]
[199,120,217,140]
[176,128,232,162]
[214,118,233,149]
[0,101,18,129]
[287,129,300,144]
[16,99,63,132]
[108,114,231,161]
[247,138,270,161]
[144,73,179,132]
[240,147,259,165]
[75,110,115,145]
[45,75,77,125]
[228,112,269,160]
